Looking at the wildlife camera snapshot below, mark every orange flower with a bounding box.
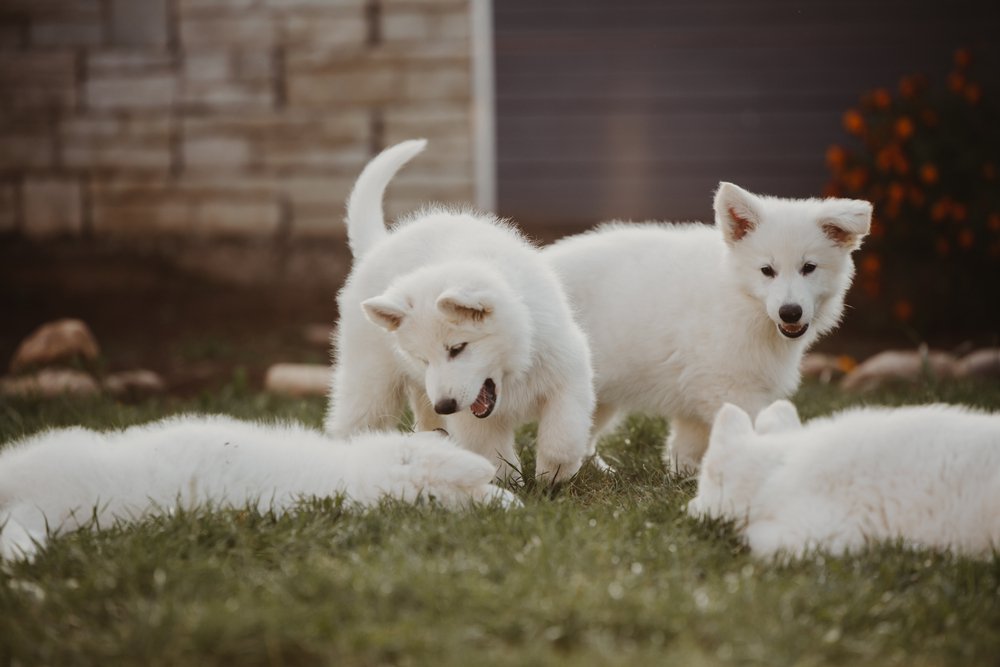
[951,203,968,222]
[920,163,938,185]
[836,355,857,373]
[888,182,905,203]
[948,71,966,93]
[898,76,917,99]
[958,229,974,249]
[844,167,868,192]
[921,109,939,126]
[989,213,1000,232]
[842,109,865,136]
[861,254,881,274]
[908,186,926,208]
[931,199,950,222]
[984,163,997,181]
[965,83,982,104]
[893,299,914,322]
[954,47,973,68]
[825,145,847,171]
[936,237,950,256]
[892,152,910,175]
[876,147,895,172]
[894,116,915,140]
[872,88,892,109]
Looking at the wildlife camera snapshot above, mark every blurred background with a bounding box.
[1,0,998,393]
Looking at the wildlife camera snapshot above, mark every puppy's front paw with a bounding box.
[664,452,700,476]
[535,454,584,485]
[493,458,523,486]
[478,484,523,508]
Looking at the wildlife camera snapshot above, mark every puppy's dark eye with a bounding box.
[447,342,467,359]
[760,266,776,278]
[801,262,817,276]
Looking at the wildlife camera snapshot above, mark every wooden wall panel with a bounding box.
[494,0,1000,227]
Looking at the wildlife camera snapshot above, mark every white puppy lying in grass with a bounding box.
[0,416,517,560]
[689,400,1000,558]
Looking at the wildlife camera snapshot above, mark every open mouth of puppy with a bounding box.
[777,322,809,339]
[470,378,497,418]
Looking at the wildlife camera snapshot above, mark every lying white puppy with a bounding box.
[689,400,1000,558]
[0,415,516,560]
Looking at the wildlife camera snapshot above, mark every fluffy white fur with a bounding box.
[689,400,1000,558]
[544,183,871,471]
[325,140,596,483]
[0,415,516,560]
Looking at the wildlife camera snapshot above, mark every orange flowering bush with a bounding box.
[825,48,1000,333]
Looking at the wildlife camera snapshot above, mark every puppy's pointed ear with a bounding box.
[437,287,493,323]
[754,400,802,435]
[710,403,755,451]
[362,295,408,332]
[715,182,762,246]
[819,198,872,250]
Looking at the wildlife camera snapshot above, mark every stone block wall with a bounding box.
[0,0,475,243]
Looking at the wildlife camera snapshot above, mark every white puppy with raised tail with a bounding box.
[544,183,871,472]
[689,400,1000,558]
[0,416,517,560]
[325,140,596,483]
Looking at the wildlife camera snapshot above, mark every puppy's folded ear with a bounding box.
[437,287,494,323]
[715,182,762,246]
[819,199,872,250]
[362,295,409,332]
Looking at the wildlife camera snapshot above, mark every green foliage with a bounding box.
[825,48,1000,334]
[2,381,1000,666]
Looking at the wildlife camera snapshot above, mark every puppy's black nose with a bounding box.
[434,398,458,415]
[778,304,803,323]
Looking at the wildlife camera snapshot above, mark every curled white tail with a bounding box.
[345,139,428,258]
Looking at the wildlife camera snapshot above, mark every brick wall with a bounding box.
[0,0,476,243]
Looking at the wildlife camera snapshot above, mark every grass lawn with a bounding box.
[1,378,999,666]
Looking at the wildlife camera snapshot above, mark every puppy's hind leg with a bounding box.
[663,416,711,475]
[325,348,407,437]
[587,401,621,472]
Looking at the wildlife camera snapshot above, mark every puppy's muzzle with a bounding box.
[777,303,808,339]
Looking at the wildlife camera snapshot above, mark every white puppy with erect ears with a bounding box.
[325,140,596,483]
[544,183,871,472]
[689,400,1000,558]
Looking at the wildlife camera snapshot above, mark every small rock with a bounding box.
[302,324,333,348]
[10,319,100,372]
[265,363,329,397]
[841,347,957,392]
[103,369,167,398]
[0,369,100,398]
[800,353,855,384]
[956,348,1000,380]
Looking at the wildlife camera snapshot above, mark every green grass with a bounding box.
[2,379,1000,666]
